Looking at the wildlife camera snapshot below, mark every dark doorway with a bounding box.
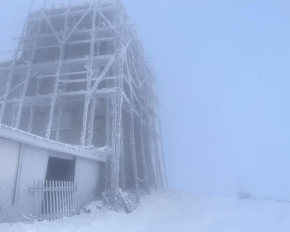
[43,156,76,218]
[46,157,76,182]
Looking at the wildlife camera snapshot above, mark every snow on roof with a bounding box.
[0,124,109,162]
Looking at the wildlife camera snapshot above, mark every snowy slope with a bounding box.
[1,191,290,232]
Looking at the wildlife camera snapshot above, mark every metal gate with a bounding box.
[30,180,78,221]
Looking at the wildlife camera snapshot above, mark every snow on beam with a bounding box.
[0,124,108,162]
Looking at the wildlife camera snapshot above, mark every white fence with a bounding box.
[30,180,78,221]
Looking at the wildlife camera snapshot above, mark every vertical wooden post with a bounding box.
[80,2,96,147]
[56,181,59,219]
[111,1,125,209]
[27,78,41,133]
[87,98,96,146]
[46,0,71,139]
[61,181,65,217]
[124,53,140,202]
[55,106,63,141]
[119,125,126,190]
[45,180,49,217]
[35,180,38,219]
[49,180,52,221]
[139,110,150,193]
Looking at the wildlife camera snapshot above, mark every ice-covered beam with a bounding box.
[0,124,108,162]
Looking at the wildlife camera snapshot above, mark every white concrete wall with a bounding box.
[17,144,49,217]
[75,157,103,208]
[0,137,20,206]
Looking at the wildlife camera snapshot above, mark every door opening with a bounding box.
[46,157,76,181]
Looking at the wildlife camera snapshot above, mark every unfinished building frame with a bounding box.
[0,0,167,207]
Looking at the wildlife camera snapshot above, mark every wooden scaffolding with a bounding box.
[0,0,167,208]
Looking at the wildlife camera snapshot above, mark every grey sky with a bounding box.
[1,0,290,199]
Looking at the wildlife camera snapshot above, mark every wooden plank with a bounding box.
[55,181,59,219]
[64,181,68,217]
[41,180,45,217]
[68,182,72,216]
[35,180,38,218]
[61,181,65,218]
[45,180,49,218]
[49,181,52,221]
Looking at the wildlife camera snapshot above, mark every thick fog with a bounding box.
[1,0,290,200]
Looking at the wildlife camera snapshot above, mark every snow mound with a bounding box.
[1,191,290,232]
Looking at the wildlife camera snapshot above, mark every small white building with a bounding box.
[0,124,107,223]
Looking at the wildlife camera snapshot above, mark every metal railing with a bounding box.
[30,180,78,221]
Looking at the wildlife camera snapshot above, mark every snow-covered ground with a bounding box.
[1,191,290,232]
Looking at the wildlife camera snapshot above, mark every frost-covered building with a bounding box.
[0,0,166,223]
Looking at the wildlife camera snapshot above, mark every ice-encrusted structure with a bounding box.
[0,0,167,207]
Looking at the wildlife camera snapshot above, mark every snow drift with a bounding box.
[0,191,290,232]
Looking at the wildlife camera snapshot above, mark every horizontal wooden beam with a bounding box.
[0,124,109,162]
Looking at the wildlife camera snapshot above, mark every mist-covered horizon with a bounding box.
[1,0,290,200]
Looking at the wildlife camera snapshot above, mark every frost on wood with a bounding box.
[0,0,167,206]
